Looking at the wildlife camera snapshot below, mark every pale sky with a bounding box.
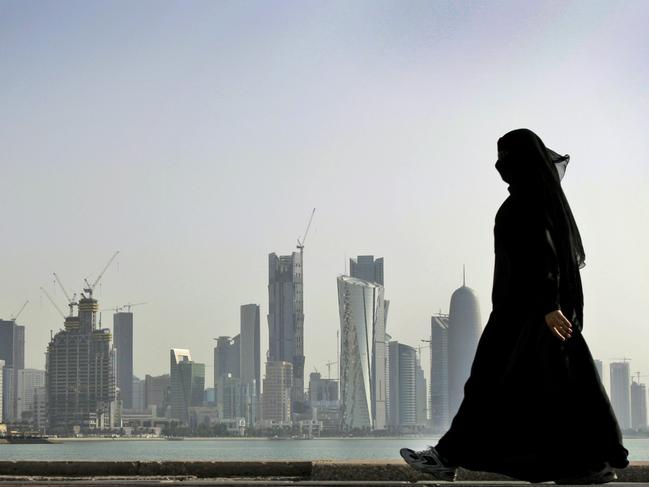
[1,0,648,391]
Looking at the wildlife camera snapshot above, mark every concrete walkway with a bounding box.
[0,481,648,487]
[0,461,648,485]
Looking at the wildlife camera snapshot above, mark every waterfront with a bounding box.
[2,437,649,462]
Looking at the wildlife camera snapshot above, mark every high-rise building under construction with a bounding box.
[46,296,117,433]
[268,252,304,405]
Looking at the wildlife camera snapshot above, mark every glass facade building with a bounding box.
[430,314,449,432]
[337,275,387,431]
[388,341,417,431]
[170,349,205,424]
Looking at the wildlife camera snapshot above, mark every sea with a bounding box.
[2,437,649,462]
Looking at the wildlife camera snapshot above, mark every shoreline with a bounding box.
[51,435,439,442]
[33,434,649,442]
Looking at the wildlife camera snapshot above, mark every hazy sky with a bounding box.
[1,0,648,390]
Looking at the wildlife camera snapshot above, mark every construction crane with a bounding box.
[10,300,29,322]
[633,372,649,384]
[101,302,147,313]
[296,208,316,251]
[122,302,147,313]
[53,272,77,317]
[100,306,122,314]
[418,338,433,364]
[82,251,119,299]
[40,287,66,320]
[325,360,338,380]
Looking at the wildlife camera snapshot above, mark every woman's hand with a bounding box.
[545,309,572,341]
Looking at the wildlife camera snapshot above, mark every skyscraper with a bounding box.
[349,255,389,428]
[113,311,134,409]
[170,349,205,424]
[240,304,260,394]
[239,304,261,425]
[46,296,117,433]
[430,314,450,432]
[213,335,240,415]
[0,319,25,422]
[610,361,631,430]
[448,276,482,420]
[388,341,417,431]
[337,275,387,430]
[261,361,293,422]
[631,379,647,431]
[268,252,304,405]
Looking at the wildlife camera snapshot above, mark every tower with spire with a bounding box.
[447,267,482,420]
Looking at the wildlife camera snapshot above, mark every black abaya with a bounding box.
[435,131,629,482]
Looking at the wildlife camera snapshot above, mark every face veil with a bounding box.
[495,128,585,270]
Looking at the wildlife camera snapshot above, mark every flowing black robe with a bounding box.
[435,192,629,482]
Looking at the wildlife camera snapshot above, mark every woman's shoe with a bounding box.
[555,463,617,485]
[400,446,457,481]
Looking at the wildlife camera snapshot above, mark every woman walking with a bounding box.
[401,129,628,483]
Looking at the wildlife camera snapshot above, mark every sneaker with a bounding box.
[555,463,617,485]
[400,446,457,481]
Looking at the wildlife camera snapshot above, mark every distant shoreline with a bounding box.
[35,434,649,443]
[53,435,436,442]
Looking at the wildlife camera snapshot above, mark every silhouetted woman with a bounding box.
[401,129,628,483]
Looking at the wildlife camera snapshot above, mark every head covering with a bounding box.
[495,128,585,269]
[547,148,570,181]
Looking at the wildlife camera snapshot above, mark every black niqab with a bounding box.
[496,128,585,269]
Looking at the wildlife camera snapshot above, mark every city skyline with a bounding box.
[3,254,648,435]
[6,256,649,395]
[2,0,648,395]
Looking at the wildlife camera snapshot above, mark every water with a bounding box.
[2,437,649,462]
